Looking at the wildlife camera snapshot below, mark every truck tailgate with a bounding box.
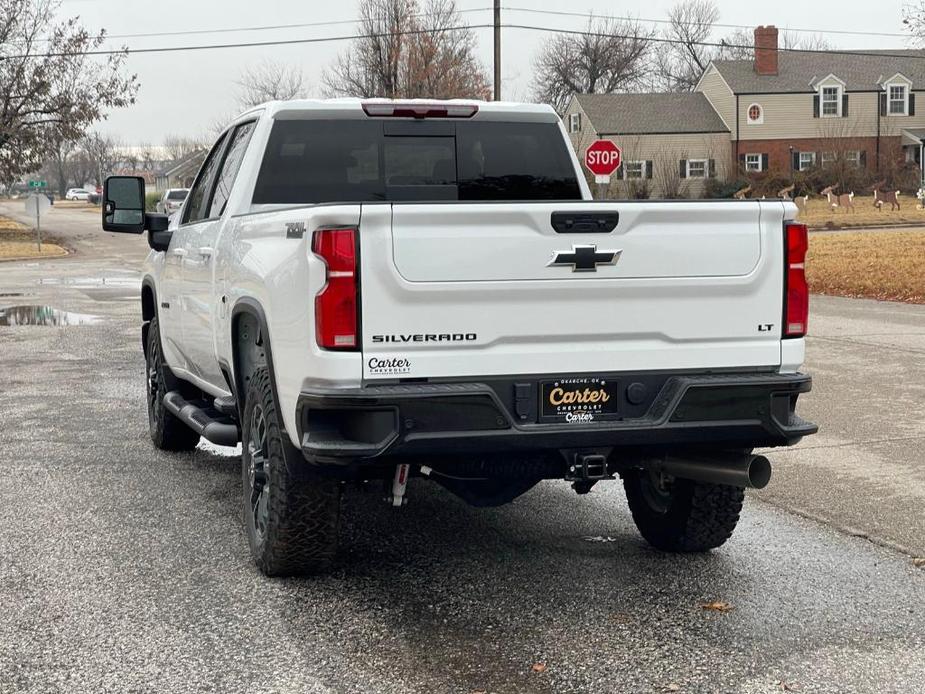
[359,200,787,381]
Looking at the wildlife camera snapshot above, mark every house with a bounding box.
[565,26,925,197]
[155,149,206,192]
[695,26,925,178]
[563,92,731,197]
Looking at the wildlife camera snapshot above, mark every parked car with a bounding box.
[65,188,91,201]
[100,98,817,577]
[155,188,188,215]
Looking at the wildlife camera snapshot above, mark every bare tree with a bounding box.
[532,16,653,113]
[719,27,833,60]
[904,1,925,44]
[162,135,205,163]
[81,132,119,187]
[324,0,490,99]
[655,0,833,90]
[0,0,138,183]
[653,0,718,92]
[235,60,307,109]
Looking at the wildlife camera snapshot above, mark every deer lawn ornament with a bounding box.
[916,188,925,209]
[733,186,751,200]
[872,182,901,211]
[820,185,855,213]
[778,184,795,199]
[793,195,809,214]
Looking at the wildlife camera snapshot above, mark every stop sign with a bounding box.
[585,139,622,177]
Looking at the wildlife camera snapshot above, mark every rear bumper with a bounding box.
[295,371,817,464]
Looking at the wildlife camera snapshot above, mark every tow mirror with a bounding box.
[102,176,145,233]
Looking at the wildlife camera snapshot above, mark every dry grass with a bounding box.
[0,216,67,260]
[797,196,925,229]
[807,230,925,303]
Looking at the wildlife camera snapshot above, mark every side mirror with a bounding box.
[102,176,145,233]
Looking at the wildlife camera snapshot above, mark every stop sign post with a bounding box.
[585,139,622,197]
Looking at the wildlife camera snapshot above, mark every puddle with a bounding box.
[37,276,140,289]
[0,305,100,326]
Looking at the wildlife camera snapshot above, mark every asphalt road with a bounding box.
[1,202,923,693]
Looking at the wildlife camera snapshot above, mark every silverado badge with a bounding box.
[547,244,621,272]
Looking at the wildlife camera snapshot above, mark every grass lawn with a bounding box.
[0,216,67,260]
[808,230,925,304]
[797,196,925,229]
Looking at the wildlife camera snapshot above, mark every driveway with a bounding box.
[0,207,923,693]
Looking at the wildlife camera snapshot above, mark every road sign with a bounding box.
[28,180,47,188]
[24,193,50,217]
[25,193,51,252]
[585,140,622,183]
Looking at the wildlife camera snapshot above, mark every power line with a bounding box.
[503,6,912,40]
[503,23,925,61]
[0,24,495,60]
[3,21,925,63]
[25,7,491,43]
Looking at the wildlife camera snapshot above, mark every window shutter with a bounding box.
[813,94,820,118]
[645,160,653,179]
[815,151,821,167]
[738,153,746,170]
[679,159,687,179]
[859,150,867,168]
[761,153,769,172]
[615,163,623,179]
[842,94,849,117]
[910,93,916,116]
[708,159,716,178]
[791,150,800,171]
[880,92,887,116]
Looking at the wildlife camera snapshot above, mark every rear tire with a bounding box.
[242,367,341,576]
[623,467,744,552]
[146,316,200,451]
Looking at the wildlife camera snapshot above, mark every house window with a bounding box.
[845,150,862,167]
[745,153,762,172]
[624,161,646,179]
[821,86,840,116]
[747,103,763,124]
[569,113,581,133]
[821,151,836,166]
[889,84,908,115]
[687,159,708,178]
[799,152,816,171]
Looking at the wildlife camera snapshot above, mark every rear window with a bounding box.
[167,190,187,200]
[252,119,581,204]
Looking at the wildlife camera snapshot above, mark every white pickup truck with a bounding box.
[102,99,816,576]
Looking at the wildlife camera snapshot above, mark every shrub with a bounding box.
[704,177,746,198]
[145,191,160,212]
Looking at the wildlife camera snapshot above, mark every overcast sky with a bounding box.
[58,0,911,145]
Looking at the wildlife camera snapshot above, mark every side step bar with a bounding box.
[163,391,240,446]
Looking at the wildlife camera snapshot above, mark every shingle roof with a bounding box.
[573,92,729,134]
[711,50,925,93]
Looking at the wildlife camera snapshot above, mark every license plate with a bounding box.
[539,377,618,423]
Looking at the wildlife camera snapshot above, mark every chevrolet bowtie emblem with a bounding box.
[547,244,621,272]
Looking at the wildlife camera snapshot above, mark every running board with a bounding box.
[163,391,240,446]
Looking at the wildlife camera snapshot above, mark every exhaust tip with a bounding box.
[748,455,772,489]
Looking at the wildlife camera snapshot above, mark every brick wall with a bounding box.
[733,136,902,173]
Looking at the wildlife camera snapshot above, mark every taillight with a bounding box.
[312,227,358,350]
[361,102,479,119]
[784,222,808,338]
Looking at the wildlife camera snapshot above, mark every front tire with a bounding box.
[623,467,744,552]
[242,367,341,576]
[145,316,200,451]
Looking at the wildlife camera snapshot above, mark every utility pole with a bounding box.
[493,0,501,101]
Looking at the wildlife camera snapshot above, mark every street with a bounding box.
[1,202,923,693]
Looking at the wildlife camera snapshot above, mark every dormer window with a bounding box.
[880,74,914,117]
[821,86,841,117]
[889,84,908,115]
